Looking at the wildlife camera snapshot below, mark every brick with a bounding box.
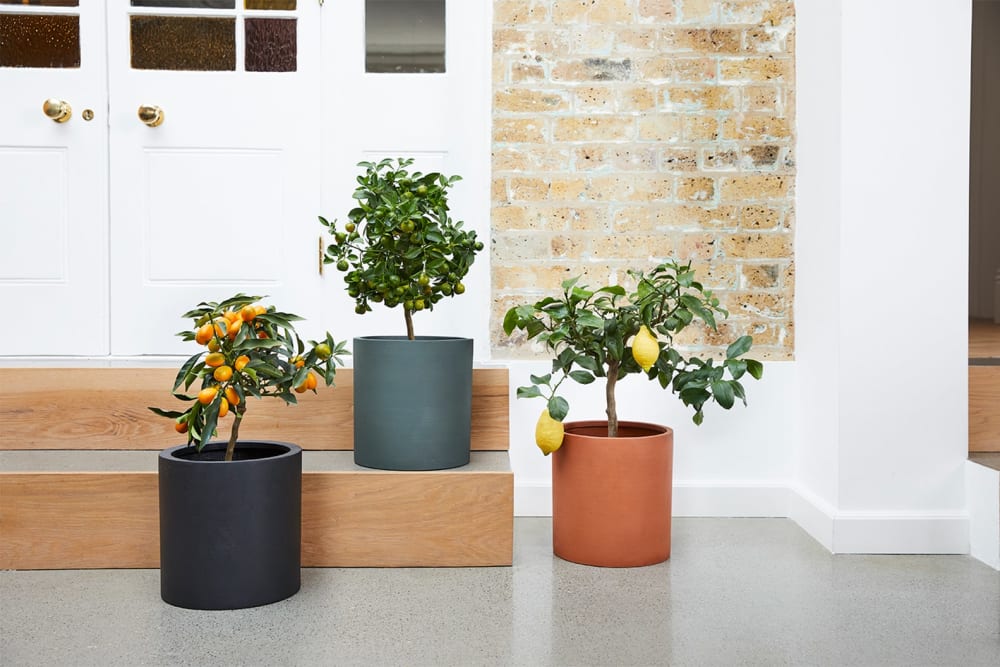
[725,292,787,317]
[493,118,546,143]
[743,144,782,169]
[720,232,792,259]
[663,27,743,53]
[682,116,719,141]
[588,175,636,200]
[493,178,508,202]
[566,206,611,231]
[589,0,635,23]
[549,176,589,200]
[511,61,547,83]
[592,233,675,260]
[743,26,785,53]
[553,116,635,142]
[494,0,550,25]
[553,58,633,82]
[740,205,783,229]
[740,263,781,289]
[494,88,571,113]
[719,56,792,82]
[727,114,792,140]
[573,86,617,112]
[660,147,699,172]
[613,206,657,232]
[673,57,717,82]
[677,176,716,201]
[690,261,739,289]
[675,232,718,260]
[494,264,577,290]
[492,205,529,231]
[637,0,678,23]
[550,235,589,259]
[493,29,571,56]
[492,232,554,261]
[636,55,674,82]
[679,0,719,23]
[496,146,572,172]
[663,85,739,111]
[720,174,790,201]
[656,204,738,230]
[619,86,659,111]
[509,176,550,201]
[742,85,780,112]
[702,146,740,170]
[638,114,683,141]
[627,175,674,201]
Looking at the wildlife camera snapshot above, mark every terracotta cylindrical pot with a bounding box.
[552,421,673,567]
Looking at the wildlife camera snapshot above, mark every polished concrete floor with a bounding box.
[2,518,998,666]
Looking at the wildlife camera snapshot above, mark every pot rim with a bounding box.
[562,420,672,440]
[160,440,301,464]
[354,335,471,343]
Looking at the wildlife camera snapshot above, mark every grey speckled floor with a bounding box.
[2,518,998,667]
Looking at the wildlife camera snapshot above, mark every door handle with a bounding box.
[137,105,164,127]
[42,99,72,123]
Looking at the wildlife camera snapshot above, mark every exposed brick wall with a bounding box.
[491,0,796,361]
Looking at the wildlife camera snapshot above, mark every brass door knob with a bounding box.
[42,98,72,123]
[138,105,164,127]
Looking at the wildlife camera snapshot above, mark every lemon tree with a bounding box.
[503,260,763,447]
[149,293,348,462]
[320,158,483,340]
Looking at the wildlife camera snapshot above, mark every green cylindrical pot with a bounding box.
[353,336,472,470]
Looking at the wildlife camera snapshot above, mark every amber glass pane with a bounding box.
[245,0,295,9]
[131,16,234,71]
[245,17,295,72]
[366,0,445,74]
[0,1,78,5]
[131,1,235,7]
[0,14,79,68]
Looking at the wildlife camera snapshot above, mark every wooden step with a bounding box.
[970,363,1000,453]
[0,367,509,451]
[0,450,512,569]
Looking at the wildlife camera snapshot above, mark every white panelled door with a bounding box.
[320,0,491,344]
[107,2,322,354]
[0,4,109,355]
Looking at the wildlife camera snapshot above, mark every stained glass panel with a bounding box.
[130,16,235,71]
[0,13,79,68]
[245,17,295,72]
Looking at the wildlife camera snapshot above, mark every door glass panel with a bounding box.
[130,1,235,7]
[0,13,79,68]
[245,17,295,72]
[366,0,444,74]
[246,0,296,9]
[0,1,77,5]
[130,15,235,70]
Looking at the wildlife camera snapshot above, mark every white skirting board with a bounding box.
[967,460,1000,569]
[516,481,980,561]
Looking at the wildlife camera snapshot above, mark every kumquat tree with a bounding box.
[149,294,348,462]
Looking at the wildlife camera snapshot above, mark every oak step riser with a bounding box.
[0,471,513,569]
[970,365,1000,453]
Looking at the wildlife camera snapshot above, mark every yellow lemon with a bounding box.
[535,409,564,456]
[632,325,659,372]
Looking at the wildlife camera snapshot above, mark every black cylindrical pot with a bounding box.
[158,440,301,610]
[353,336,472,470]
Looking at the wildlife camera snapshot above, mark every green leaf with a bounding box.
[726,335,753,359]
[173,352,204,392]
[597,286,626,297]
[574,355,600,373]
[725,359,748,380]
[503,308,520,335]
[529,373,552,386]
[577,312,604,330]
[568,370,595,385]
[547,396,569,421]
[711,380,735,409]
[561,276,580,291]
[747,359,764,380]
[731,381,747,406]
[516,385,543,399]
[692,410,704,425]
[148,407,185,419]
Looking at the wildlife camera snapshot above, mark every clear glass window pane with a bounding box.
[245,17,295,72]
[366,0,444,74]
[130,16,235,71]
[0,13,80,68]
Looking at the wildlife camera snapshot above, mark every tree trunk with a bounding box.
[606,360,620,437]
[224,404,245,462]
[404,308,415,341]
